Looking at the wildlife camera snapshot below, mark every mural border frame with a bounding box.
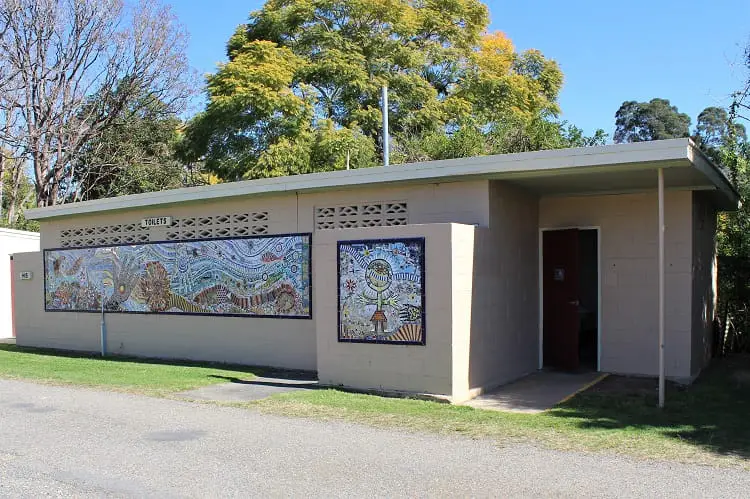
[42,232,314,320]
[336,236,426,346]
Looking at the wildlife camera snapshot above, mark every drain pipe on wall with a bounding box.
[100,288,107,357]
[382,84,389,167]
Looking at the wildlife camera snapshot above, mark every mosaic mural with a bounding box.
[338,238,425,344]
[44,234,311,318]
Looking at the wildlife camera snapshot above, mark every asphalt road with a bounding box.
[0,379,748,498]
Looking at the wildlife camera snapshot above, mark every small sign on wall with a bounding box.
[141,216,173,228]
[19,271,33,280]
[553,267,565,282]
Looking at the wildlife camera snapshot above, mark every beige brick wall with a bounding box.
[460,181,540,394]
[450,224,475,401]
[297,180,490,229]
[22,181,490,373]
[11,249,318,369]
[539,191,694,379]
[17,193,318,369]
[314,224,457,398]
[40,180,491,250]
[39,194,302,249]
[690,191,718,376]
[1,230,40,338]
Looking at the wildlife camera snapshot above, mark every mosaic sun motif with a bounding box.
[338,238,425,344]
[44,234,311,318]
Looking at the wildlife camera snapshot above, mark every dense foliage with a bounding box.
[69,94,188,202]
[614,98,691,143]
[180,0,604,181]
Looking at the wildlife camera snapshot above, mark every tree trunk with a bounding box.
[6,160,22,225]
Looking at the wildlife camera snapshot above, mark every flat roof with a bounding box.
[0,227,40,239]
[26,138,740,220]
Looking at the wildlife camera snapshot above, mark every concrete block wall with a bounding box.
[314,224,459,399]
[1,229,40,338]
[16,180,491,373]
[463,182,539,395]
[539,191,694,379]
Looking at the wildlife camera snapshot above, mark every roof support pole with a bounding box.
[658,167,665,408]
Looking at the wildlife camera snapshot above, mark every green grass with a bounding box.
[252,356,750,467]
[1,343,748,467]
[0,344,259,396]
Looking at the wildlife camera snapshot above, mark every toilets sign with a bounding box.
[140,216,173,229]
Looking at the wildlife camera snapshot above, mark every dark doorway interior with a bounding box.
[542,229,598,371]
[577,229,598,370]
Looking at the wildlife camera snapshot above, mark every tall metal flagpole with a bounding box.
[382,84,389,167]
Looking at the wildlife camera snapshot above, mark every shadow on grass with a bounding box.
[548,355,750,459]
[0,344,316,380]
[208,374,318,387]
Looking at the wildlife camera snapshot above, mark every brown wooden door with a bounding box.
[543,229,581,370]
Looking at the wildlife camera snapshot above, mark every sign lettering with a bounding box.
[140,216,173,228]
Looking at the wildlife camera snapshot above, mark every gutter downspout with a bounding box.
[100,288,107,357]
[658,168,665,408]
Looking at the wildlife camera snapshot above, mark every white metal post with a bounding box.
[382,84,389,167]
[658,168,665,408]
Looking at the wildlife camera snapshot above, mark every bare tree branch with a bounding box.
[0,0,196,206]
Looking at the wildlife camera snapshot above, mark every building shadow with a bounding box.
[0,343,316,380]
[546,355,750,460]
[207,374,319,389]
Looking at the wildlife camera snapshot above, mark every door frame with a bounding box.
[538,226,602,371]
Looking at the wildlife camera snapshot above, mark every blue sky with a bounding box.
[172,0,750,140]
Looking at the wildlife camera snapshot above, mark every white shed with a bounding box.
[1,228,40,338]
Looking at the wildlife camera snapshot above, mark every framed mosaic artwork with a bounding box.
[337,238,425,345]
[44,234,312,319]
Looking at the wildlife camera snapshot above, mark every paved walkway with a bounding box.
[464,371,608,413]
[177,374,318,402]
[1,379,749,498]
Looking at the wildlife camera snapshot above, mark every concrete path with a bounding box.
[464,371,607,413]
[177,375,318,402]
[1,379,749,498]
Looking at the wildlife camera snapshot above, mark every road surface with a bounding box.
[0,379,748,498]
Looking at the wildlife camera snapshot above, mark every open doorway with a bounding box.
[541,228,599,372]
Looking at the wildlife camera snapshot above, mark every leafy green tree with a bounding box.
[69,94,189,202]
[1,159,37,231]
[392,118,607,163]
[614,98,691,143]
[693,106,746,163]
[181,1,574,180]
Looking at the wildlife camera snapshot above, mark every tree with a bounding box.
[392,118,607,164]
[0,157,37,230]
[69,92,189,202]
[180,1,577,181]
[614,98,691,143]
[0,0,194,207]
[693,106,747,164]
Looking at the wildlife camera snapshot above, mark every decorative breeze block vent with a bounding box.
[165,212,269,241]
[60,223,150,248]
[59,211,270,247]
[315,202,408,230]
